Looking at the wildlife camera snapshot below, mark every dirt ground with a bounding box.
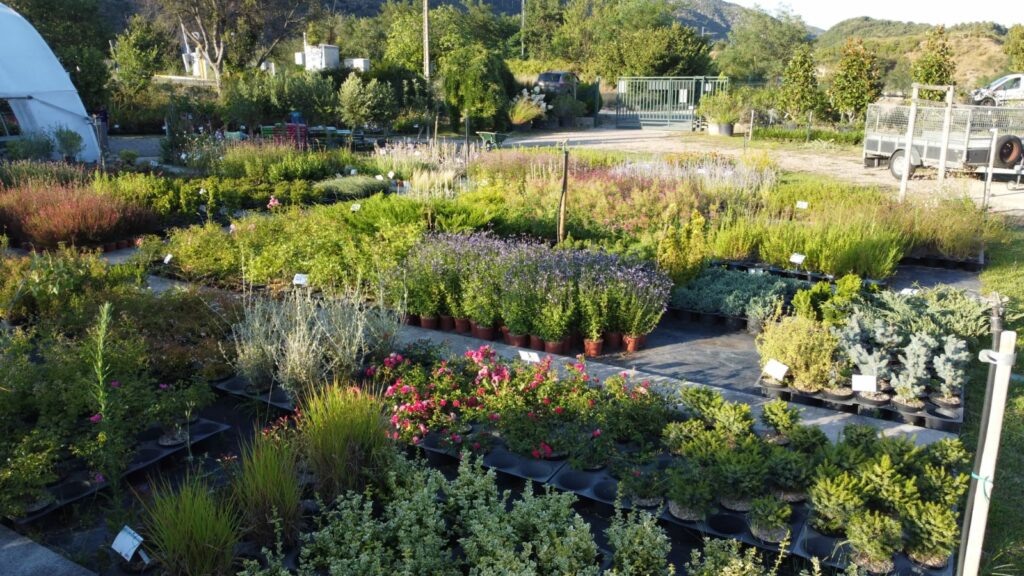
[503,125,1024,218]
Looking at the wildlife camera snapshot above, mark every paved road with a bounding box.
[0,525,95,576]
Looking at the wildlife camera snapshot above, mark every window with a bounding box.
[1001,78,1021,91]
[0,99,21,137]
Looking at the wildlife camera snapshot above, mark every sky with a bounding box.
[726,1,1023,31]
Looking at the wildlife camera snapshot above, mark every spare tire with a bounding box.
[996,135,1024,168]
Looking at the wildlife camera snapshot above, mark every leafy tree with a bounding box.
[365,79,399,133]
[220,72,276,132]
[1004,25,1024,71]
[780,44,819,121]
[594,22,712,79]
[715,7,809,82]
[339,74,371,130]
[440,44,511,123]
[828,38,882,124]
[523,0,563,60]
[111,16,174,95]
[7,0,111,110]
[912,26,956,101]
[280,73,338,126]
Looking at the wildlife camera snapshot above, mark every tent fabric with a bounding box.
[0,2,100,161]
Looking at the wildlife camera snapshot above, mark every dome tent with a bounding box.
[0,2,100,162]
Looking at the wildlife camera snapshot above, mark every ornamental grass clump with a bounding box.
[233,428,303,547]
[142,474,240,576]
[297,385,390,501]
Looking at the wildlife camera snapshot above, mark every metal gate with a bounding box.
[615,77,729,130]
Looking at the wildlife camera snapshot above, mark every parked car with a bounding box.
[971,74,1024,106]
[536,71,579,96]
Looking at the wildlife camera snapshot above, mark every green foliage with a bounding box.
[52,127,84,160]
[233,431,302,547]
[142,474,240,576]
[828,38,882,123]
[313,176,390,200]
[685,538,770,576]
[809,472,864,535]
[716,7,809,82]
[110,15,172,95]
[780,44,820,121]
[657,210,707,285]
[297,385,392,502]
[604,508,672,575]
[903,500,959,563]
[1006,25,1024,71]
[750,495,792,533]
[912,26,956,101]
[339,74,372,130]
[756,316,838,392]
[441,44,511,122]
[4,133,54,161]
[846,510,902,566]
[760,399,801,435]
[697,91,741,125]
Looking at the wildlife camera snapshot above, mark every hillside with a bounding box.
[815,17,1011,92]
[669,0,754,42]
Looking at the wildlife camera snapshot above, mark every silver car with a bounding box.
[971,74,1024,106]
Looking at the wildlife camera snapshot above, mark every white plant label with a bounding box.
[350,168,357,176]
[795,200,809,210]
[375,174,384,181]
[292,274,309,286]
[387,171,395,179]
[162,254,173,264]
[852,374,878,393]
[899,288,920,296]
[762,359,789,382]
[747,268,765,276]
[112,526,144,561]
[789,253,806,265]
[519,351,541,363]
[351,203,361,212]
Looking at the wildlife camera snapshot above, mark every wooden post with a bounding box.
[557,141,569,243]
[898,84,920,203]
[938,86,954,184]
[983,129,998,211]
[957,329,1017,576]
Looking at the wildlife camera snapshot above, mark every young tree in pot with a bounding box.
[767,446,812,502]
[748,495,792,543]
[902,500,959,569]
[715,441,768,512]
[696,91,741,136]
[932,335,969,408]
[759,399,801,443]
[809,472,865,535]
[890,333,936,411]
[666,463,714,521]
[846,510,902,574]
[620,467,667,508]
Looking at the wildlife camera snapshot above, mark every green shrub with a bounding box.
[605,508,672,575]
[756,316,838,392]
[52,126,84,160]
[760,399,801,435]
[754,126,864,145]
[4,133,54,161]
[903,500,959,566]
[313,175,390,200]
[809,472,864,535]
[846,510,902,570]
[234,432,303,547]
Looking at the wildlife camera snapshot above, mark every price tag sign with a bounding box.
[349,168,358,176]
[292,273,309,286]
[111,526,144,562]
[762,359,789,382]
[351,203,361,212]
[162,254,173,264]
[795,200,809,210]
[518,350,541,363]
[789,253,806,266]
[852,374,878,393]
[899,288,920,296]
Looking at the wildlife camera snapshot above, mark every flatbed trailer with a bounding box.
[863,102,1024,179]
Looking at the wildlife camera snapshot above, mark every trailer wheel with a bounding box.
[889,149,916,180]
[996,135,1023,168]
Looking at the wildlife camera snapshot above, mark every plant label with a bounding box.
[852,374,878,393]
[899,288,920,296]
[519,351,540,363]
[795,200,809,210]
[351,203,361,212]
[292,274,309,286]
[789,253,806,266]
[112,525,144,561]
[350,169,358,176]
[375,174,384,181]
[747,268,765,276]
[387,171,395,179]
[162,254,173,264]
[763,359,789,382]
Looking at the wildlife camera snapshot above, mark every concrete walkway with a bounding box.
[397,325,955,446]
[0,525,95,576]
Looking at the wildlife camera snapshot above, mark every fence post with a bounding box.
[806,111,812,143]
[938,86,954,184]
[984,129,998,211]
[898,84,920,202]
[957,327,1017,576]
[557,141,569,244]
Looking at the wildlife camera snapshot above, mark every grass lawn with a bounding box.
[975,227,1024,573]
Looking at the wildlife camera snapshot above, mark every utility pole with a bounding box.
[423,0,430,81]
[520,0,526,59]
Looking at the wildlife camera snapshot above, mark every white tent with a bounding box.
[0,2,101,162]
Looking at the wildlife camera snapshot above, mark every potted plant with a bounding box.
[715,444,767,512]
[462,262,501,340]
[846,510,902,574]
[745,295,780,336]
[578,269,609,357]
[567,426,614,471]
[499,268,536,348]
[697,91,741,137]
[756,316,838,394]
[666,464,714,521]
[616,265,671,353]
[230,296,278,393]
[551,94,586,128]
[0,432,58,518]
[620,468,666,508]
[890,333,935,412]
[151,381,214,446]
[767,447,812,503]
[808,472,864,536]
[903,500,958,569]
[748,495,791,543]
[534,271,576,354]
[850,349,892,406]
[759,399,800,444]
[931,335,969,408]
